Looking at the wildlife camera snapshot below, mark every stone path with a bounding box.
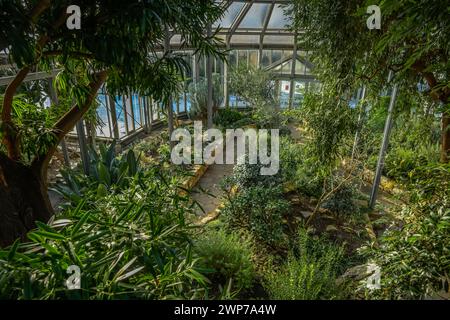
[191,143,235,216]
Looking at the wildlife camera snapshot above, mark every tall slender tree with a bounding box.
[290,0,450,162]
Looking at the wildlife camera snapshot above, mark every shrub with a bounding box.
[228,64,275,108]
[384,147,423,180]
[384,144,439,181]
[157,143,171,162]
[0,159,208,299]
[264,228,345,300]
[321,180,358,216]
[252,109,288,131]
[221,185,290,248]
[195,229,254,294]
[278,138,332,197]
[294,157,330,198]
[279,136,305,184]
[300,90,357,165]
[213,108,244,128]
[231,117,254,128]
[361,164,450,299]
[226,161,282,189]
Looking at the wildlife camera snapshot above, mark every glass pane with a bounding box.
[96,94,111,138]
[279,80,290,109]
[229,50,237,67]
[271,50,282,64]
[267,4,291,29]
[114,96,126,138]
[237,50,248,67]
[261,50,271,67]
[248,50,258,67]
[239,3,269,29]
[214,2,245,28]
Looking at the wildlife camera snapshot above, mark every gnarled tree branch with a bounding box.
[33,70,108,172]
[29,0,52,23]
[1,66,31,160]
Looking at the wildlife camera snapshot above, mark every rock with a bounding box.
[337,263,381,289]
[325,225,339,232]
[300,210,312,218]
[340,264,371,281]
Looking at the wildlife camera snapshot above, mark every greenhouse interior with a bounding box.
[0,0,449,303]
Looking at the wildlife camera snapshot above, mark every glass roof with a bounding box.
[171,0,295,49]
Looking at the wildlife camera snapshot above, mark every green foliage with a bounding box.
[2,0,225,100]
[300,90,357,165]
[284,147,330,198]
[383,113,441,181]
[0,171,208,299]
[0,95,67,163]
[1,0,226,174]
[279,136,304,183]
[290,0,450,96]
[195,228,254,294]
[228,64,275,108]
[213,107,245,128]
[156,143,171,163]
[296,163,329,198]
[358,96,441,181]
[361,164,450,299]
[221,185,290,248]
[290,0,450,165]
[279,137,332,199]
[225,161,282,190]
[384,147,426,181]
[228,64,290,131]
[279,137,359,216]
[54,142,141,203]
[251,110,290,134]
[322,181,358,216]
[407,163,450,203]
[264,228,345,300]
[188,74,223,120]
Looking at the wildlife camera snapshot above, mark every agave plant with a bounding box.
[53,142,142,203]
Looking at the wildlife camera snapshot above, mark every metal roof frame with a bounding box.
[170,0,295,50]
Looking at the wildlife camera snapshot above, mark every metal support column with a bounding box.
[193,54,200,87]
[206,23,213,128]
[369,71,398,209]
[224,41,230,108]
[142,96,151,134]
[275,79,280,111]
[164,26,175,147]
[351,86,367,161]
[148,96,154,123]
[288,33,298,109]
[259,1,275,68]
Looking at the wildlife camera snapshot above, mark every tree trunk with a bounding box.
[0,155,53,247]
[0,66,106,247]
